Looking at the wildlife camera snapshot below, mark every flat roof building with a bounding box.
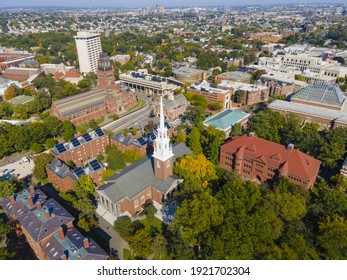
[173,68,206,84]
[189,80,232,110]
[215,71,252,83]
[204,109,251,136]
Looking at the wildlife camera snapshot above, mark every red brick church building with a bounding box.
[50,53,137,125]
[219,133,321,189]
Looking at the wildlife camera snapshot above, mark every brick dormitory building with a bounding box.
[0,186,108,260]
[50,52,137,125]
[47,128,108,191]
[219,133,321,189]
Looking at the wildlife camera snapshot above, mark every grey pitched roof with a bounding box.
[0,186,46,217]
[97,143,192,203]
[292,82,346,106]
[46,159,78,181]
[42,227,108,260]
[16,198,74,243]
[113,132,133,146]
[53,89,106,117]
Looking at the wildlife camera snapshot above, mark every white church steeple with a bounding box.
[153,97,174,181]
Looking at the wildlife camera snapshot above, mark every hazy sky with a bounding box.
[0,0,344,8]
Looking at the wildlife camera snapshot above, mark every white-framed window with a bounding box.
[166,159,170,168]
[157,160,161,168]
[134,199,138,208]
[147,191,151,199]
[141,196,145,203]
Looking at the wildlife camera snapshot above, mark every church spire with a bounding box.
[153,96,174,181]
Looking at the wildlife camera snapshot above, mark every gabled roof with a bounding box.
[52,89,106,117]
[292,82,346,106]
[42,227,108,260]
[221,134,321,180]
[16,198,74,243]
[97,143,192,203]
[46,159,78,181]
[0,186,46,217]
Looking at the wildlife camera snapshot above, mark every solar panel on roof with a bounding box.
[137,137,146,146]
[73,167,85,177]
[82,133,92,142]
[95,128,105,137]
[147,132,156,141]
[70,138,80,147]
[89,160,102,171]
[55,143,66,153]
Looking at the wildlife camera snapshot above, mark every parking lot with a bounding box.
[0,157,34,180]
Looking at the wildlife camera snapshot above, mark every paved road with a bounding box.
[0,151,32,167]
[95,212,129,260]
[102,94,154,132]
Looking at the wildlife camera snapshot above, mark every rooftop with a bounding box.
[216,71,252,81]
[53,128,106,155]
[173,68,205,75]
[204,109,251,132]
[98,142,191,203]
[221,134,321,180]
[291,82,346,106]
[7,95,35,105]
[190,80,229,94]
[52,89,106,117]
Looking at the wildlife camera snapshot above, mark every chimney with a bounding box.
[28,196,34,207]
[36,201,42,210]
[29,186,35,194]
[58,227,64,240]
[249,132,255,138]
[83,238,90,249]
[287,143,294,152]
[45,209,50,220]
[10,195,15,205]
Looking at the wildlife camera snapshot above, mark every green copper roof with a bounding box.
[204,109,251,131]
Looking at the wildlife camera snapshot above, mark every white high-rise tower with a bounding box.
[74,31,102,75]
[153,97,174,181]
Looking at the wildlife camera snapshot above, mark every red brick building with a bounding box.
[0,53,35,72]
[219,133,321,189]
[46,158,106,192]
[52,128,109,167]
[97,98,192,221]
[0,186,108,260]
[3,67,42,81]
[50,53,137,125]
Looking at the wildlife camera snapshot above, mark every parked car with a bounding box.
[8,169,15,173]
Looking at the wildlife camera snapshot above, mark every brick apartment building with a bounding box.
[3,67,43,81]
[217,80,269,106]
[189,80,233,110]
[52,128,109,167]
[0,186,108,260]
[46,158,106,192]
[50,53,137,125]
[153,94,187,121]
[111,123,174,155]
[219,133,321,189]
[0,53,35,72]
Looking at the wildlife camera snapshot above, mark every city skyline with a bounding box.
[0,0,344,8]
